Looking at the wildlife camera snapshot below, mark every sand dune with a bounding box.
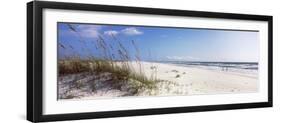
[58,61,258,100]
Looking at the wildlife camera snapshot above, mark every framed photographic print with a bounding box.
[27,1,273,122]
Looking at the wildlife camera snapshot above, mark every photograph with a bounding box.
[26,1,273,122]
[57,22,259,100]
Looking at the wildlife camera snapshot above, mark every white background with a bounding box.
[0,0,280,123]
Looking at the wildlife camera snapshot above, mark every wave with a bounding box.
[156,61,259,77]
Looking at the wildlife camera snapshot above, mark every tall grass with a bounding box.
[58,24,159,94]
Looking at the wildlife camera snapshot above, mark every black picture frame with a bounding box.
[27,1,273,122]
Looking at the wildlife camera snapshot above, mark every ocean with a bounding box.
[158,61,259,77]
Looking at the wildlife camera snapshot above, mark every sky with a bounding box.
[58,22,259,62]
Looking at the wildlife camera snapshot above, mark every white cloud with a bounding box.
[166,56,200,61]
[166,56,185,60]
[75,24,101,38]
[121,27,143,36]
[185,56,200,60]
[104,30,119,36]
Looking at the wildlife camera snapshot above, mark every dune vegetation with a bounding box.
[58,24,164,99]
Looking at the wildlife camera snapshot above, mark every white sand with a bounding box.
[59,61,258,100]
[133,62,258,96]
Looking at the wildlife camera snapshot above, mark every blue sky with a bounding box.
[58,23,259,62]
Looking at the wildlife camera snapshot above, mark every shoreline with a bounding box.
[154,61,258,78]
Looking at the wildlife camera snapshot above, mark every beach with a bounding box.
[141,62,257,95]
[58,61,258,100]
[57,23,259,100]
